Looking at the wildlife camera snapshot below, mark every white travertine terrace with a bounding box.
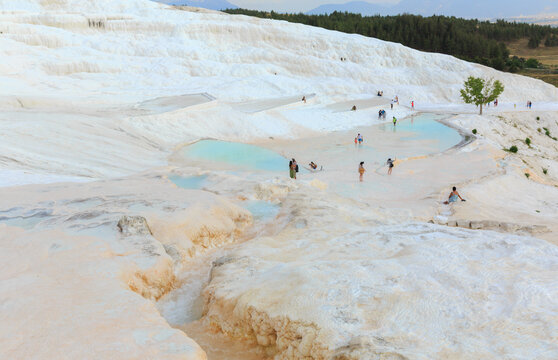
[1,0,558,359]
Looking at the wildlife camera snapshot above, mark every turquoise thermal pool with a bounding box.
[381,114,463,153]
[174,115,462,175]
[178,140,287,171]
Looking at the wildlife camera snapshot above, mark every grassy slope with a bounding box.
[507,38,558,87]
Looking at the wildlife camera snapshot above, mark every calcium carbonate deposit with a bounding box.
[1,0,557,359]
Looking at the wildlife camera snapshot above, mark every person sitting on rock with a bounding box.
[444,186,466,204]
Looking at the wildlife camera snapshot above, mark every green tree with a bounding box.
[460,76,504,115]
[528,36,540,48]
[524,58,540,68]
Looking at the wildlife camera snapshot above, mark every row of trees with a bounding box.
[224,10,558,73]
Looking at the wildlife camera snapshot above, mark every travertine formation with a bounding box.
[1,0,557,359]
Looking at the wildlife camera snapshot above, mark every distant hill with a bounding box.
[507,14,558,27]
[153,0,238,10]
[308,1,390,16]
[307,0,558,19]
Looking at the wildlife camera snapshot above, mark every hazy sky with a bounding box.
[228,0,558,17]
[232,0,397,13]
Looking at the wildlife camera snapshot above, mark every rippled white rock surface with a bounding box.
[1,0,558,359]
[206,221,558,359]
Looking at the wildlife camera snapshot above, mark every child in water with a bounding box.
[359,162,365,182]
[392,116,397,126]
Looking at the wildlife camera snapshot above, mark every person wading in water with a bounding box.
[289,158,298,179]
[387,157,395,175]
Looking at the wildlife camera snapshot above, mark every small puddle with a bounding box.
[242,200,280,221]
[168,174,209,189]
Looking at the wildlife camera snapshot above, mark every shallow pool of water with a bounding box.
[381,114,462,153]
[168,174,208,189]
[179,140,287,171]
[242,200,280,221]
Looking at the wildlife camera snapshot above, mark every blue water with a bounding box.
[381,114,462,153]
[181,140,287,171]
[242,200,280,221]
[176,116,460,175]
[168,174,208,189]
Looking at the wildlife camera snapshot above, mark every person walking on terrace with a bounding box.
[359,162,366,182]
[387,157,395,175]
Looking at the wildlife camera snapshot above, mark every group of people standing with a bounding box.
[287,139,465,205]
[289,93,467,204]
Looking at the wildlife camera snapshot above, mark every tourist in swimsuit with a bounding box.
[359,162,365,182]
[446,186,465,203]
[387,157,395,175]
[357,133,363,144]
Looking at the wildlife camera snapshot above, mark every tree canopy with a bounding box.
[460,77,504,114]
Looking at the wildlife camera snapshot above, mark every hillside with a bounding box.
[307,0,558,19]
[225,10,558,77]
[505,38,558,86]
